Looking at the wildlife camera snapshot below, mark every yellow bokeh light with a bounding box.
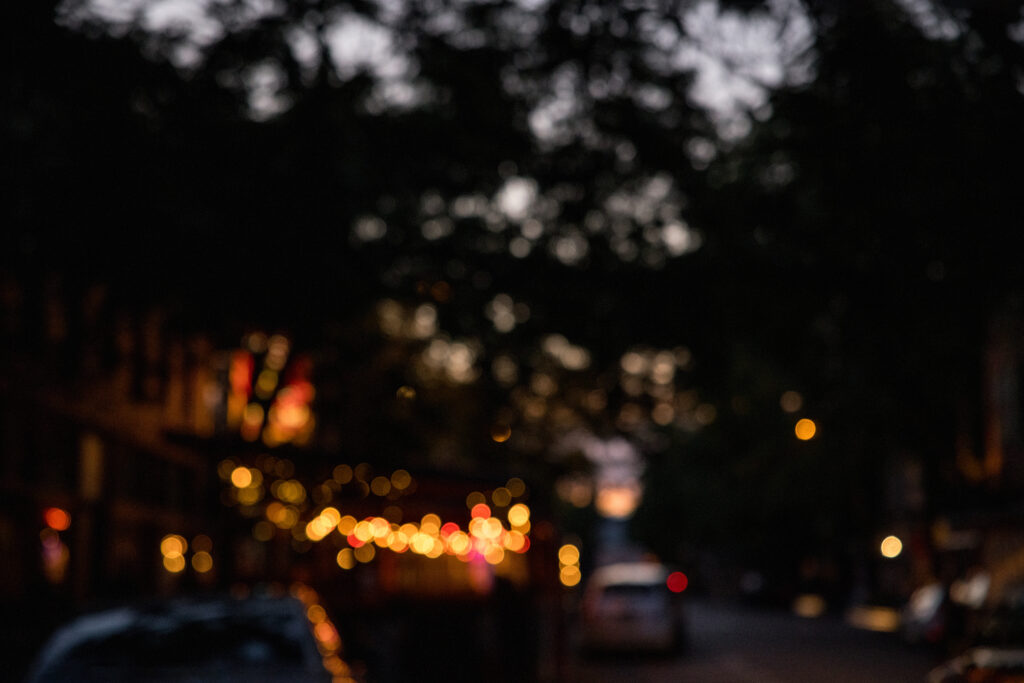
[266,501,285,522]
[482,518,503,539]
[506,477,526,497]
[371,517,391,538]
[243,402,265,425]
[881,535,903,558]
[333,464,353,484]
[389,532,410,553]
[336,548,356,570]
[595,486,640,519]
[237,485,263,505]
[278,506,300,529]
[163,554,186,573]
[559,565,582,587]
[337,515,358,536]
[321,507,341,526]
[507,503,530,527]
[448,531,470,555]
[191,551,213,573]
[491,487,512,507]
[504,531,526,552]
[371,476,392,496]
[491,424,512,443]
[426,540,445,559]
[391,469,412,490]
[411,533,435,555]
[421,514,442,534]
[230,466,253,488]
[354,544,376,563]
[160,534,187,558]
[256,370,278,395]
[795,418,817,440]
[307,604,327,623]
[466,491,486,509]
[354,521,374,542]
[306,518,331,542]
[484,546,505,565]
[469,518,486,539]
[558,544,580,566]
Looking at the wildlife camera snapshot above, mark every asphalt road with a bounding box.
[565,599,942,683]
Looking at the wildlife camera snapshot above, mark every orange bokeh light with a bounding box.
[43,507,71,531]
[795,418,817,440]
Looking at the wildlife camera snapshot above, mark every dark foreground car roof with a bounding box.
[25,594,332,683]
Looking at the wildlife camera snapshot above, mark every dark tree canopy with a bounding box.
[6,0,1024,567]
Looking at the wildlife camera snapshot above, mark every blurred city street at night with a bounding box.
[6,0,1024,681]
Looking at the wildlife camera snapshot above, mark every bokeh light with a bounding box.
[559,565,582,587]
[880,535,903,558]
[333,464,353,484]
[507,503,530,527]
[667,571,688,593]
[230,466,253,488]
[336,548,356,570]
[795,418,817,440]
[354,544,376,563]
[595,485,641,519]
[558,543,580,566]
[43,507,71,531]
[780,390,804,413]
[163,554,186,573]
[191,551,213,573]
[491,487,512,507]
[160,534,187,558]
[371,476,391,496]
[391,469,412,490]
[491,423,512,443]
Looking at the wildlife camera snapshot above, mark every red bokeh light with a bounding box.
[43,507,71,531]
[667,571,688,593]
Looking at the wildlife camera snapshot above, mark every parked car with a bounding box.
[24,593,334,682]
[579,562,686,655]
[927,584,1024,683]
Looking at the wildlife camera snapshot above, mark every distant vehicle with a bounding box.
[927,647,1024,683]
[902,581,948,645]
[25,593,333,683]
[580,562,686,655]
[927,584,1024,683]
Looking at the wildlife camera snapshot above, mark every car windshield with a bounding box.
[602,584,665,598]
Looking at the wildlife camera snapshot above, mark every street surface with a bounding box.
[565,599,941,683]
